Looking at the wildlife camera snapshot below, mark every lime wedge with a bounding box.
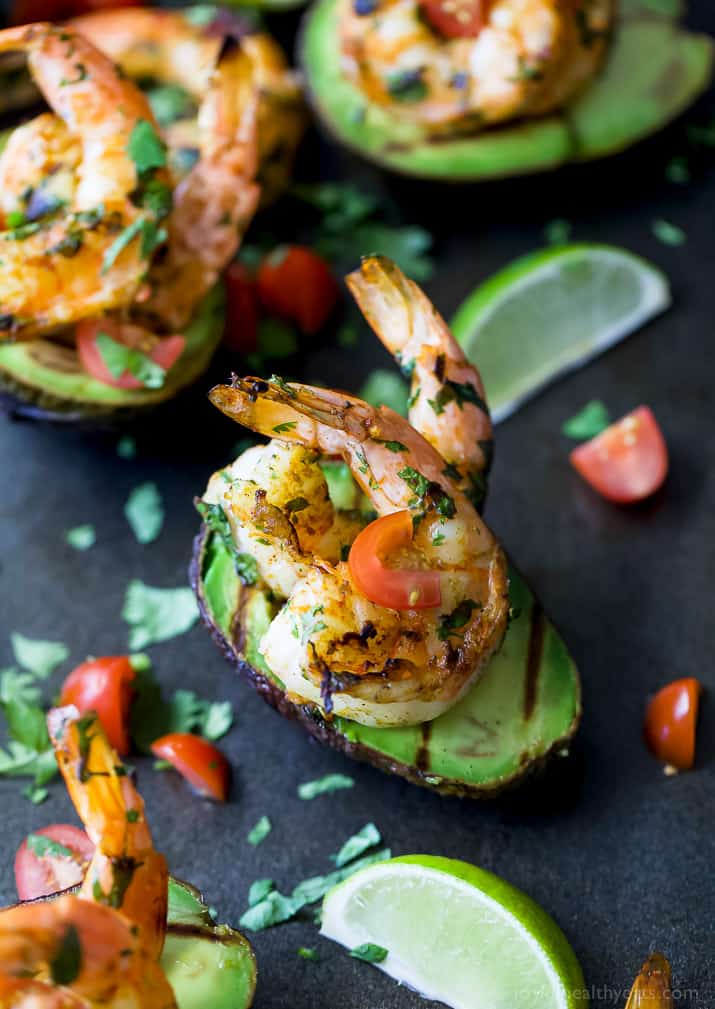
[451,244,671,422]
[321,855,585,1009]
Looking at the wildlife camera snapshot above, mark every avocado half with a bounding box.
[299,0,714,180]
[191,525,581,798]
[0,284,226,426]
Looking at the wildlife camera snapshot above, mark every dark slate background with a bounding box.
[1,2,714,1006]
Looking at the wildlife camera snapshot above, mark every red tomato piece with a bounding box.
[569,406,668,504]
[60,656,136,756]
[419,0,492,39]
[348,510,441,610]
[224,262,260,354]
[151,733,231,802]
[14,825,94,901]
[644,677,701,770]
[76,318,185,390]
[257,245,339,335]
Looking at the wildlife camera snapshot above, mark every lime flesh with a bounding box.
[321,855,585,1009]
[452,244,671,423]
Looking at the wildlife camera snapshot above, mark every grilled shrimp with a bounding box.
[0,708,175,1009]
[340,0,614,134]
[139,38,260,332]
[207,367,508,727]
[70,6,304,205]
[347,255,493,509]
[0,24,170,341]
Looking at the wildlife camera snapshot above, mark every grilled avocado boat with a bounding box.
[300,0,714,181]
[191,512,581,799]
[22,875,257,1009]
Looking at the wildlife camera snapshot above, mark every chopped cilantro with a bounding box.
[147,84,194,127]
[102,217,167,273]
[652,219,686,246]
[544,218,571,245]
[350,943,388,963]
[286,496,309,513]
[248,879,275,906]
[428,378,488,417]
[95,332,166,390]
[665,156,690,184]
[65,524,96,551]
[11,633,68,679]
[398,465,431,500]
[298,773,354,799]
[240,890,300,932]
[26,833,74,859]
[128,119,167,175]
[298,947,320,961]
[247,815,272,846]
[121,580,199,650]
[195,500,259,585]
[272,421,297,434]
[432,532,446,546]
[117,435,136,459]
[437,599,479,641]
[376,439,407,453]
[4,221,41,240]
[386,68,427,103]
[332,823,381,867]
[125,482,164,545]
[562,400,611,440]
[50,925,82,986]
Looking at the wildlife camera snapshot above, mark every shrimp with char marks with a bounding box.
[205,261,509,727]
[0,24,170,341]
[0,707,175,1009]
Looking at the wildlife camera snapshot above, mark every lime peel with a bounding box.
[321,855,586,1009]
[452,244,671,423]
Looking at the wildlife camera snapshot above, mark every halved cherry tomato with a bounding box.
[570,406,668,504]
[348,510,441,610]
[419,0,493,39]
[60,656,136,756]
[151,733,230,802]
[257,245,339,335]
[224,262,260,354]
[644,677,701,770]
[76,318,186,390]
[14,825,94,901]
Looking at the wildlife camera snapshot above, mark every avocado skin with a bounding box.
[190,525,581,799]
[299,0,714,181]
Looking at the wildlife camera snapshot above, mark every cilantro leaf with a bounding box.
[350,943,388,963]
[240,890,301,932]
[50,925,82,986]
[11,633,68,679]
[247,815,272,846]
[125,482,164,544]
[562,400,611,440]
[248,879,275,906]
[332,823,381,867]
[117,435,136,459]
[147,84,194,127]
[128,119,167,174]
[0,668,41,706]
[121,581,199,650]
[195,501,258,585]
[652,219,686,246]
[437,599,479,642]
[291,182,378,230]
[95,332,166,389]
[298,773,354,799]
[66,524,96,551]
[102,218,167,274]
[26,833,74,859]
[298,947,320,961]
[350,223,433,282]
[544,219,571,245]
[291,849,392,905]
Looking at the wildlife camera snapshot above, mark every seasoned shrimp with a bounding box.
[340,0,614,134]
[139,38,260,332]
[0,708,175,1009]
[347,255,493,509]
[0,24,170,341]
[207,373,509,727]
[70,6,305,205]
[47,706,168,963]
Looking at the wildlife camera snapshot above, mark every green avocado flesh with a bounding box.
[300,0,713,180]
[198,529,581,796]
[164,877,257,1009]
[0,284,225,419]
